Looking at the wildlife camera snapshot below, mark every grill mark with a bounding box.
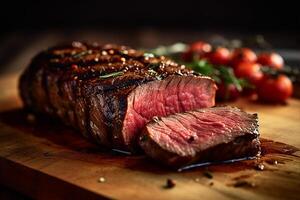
[47,63,184,94]
[56,79,68,123]
[45,48,184,81]
[70,79,79,129]
[86,95,99,143]
[110,93,126,148]
[74,80,89,134]
[47,46,143,68]
[49,55,121,68]
[41,65,54,114]
[26,54,46,110]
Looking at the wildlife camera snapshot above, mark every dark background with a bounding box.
[0,0,300,74]
[1,0,300,31]
[0,0,299,68]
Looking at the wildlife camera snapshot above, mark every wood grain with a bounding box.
[0,74,300,200]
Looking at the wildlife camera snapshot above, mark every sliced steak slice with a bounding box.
[139,106,260,167]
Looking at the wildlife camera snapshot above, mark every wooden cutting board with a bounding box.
[0,73,300,200]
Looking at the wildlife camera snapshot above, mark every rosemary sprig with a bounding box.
[218,66,243,91]
[72,50,93,58]
[99,71,124,79]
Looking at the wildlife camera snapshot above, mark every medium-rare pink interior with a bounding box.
[144,107,258,157]
[122,76,216,146]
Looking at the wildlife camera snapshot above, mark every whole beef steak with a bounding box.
[19,42,217,152]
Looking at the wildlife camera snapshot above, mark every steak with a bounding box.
[139,106,260,167]
[19,42,217,152]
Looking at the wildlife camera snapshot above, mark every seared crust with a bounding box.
[19,42,215,151]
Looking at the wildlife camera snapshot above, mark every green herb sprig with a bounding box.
[185,60,251,91]
[72,50,93,58]
[147,43,251,91]
[99,71,124,79]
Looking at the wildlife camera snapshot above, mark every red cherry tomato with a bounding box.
[231,48,257,68]
[257,75,293,103]
[181,41,212,61]
[257,52,284,69]
[206,47,231,65]
[234,62,263,86]
[217,83,240,101]
[189,41,212,53]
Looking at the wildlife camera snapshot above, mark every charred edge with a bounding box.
[70,79,79,129]
[30,63,47,112]
[86,96,102,144]
[83,90,95,142]
[115,95,128,147]
[104,91,120,148]
[42,67,55,114]
[141,132,260,169]
[19,69,31,109]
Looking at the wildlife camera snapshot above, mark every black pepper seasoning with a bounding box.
[164,178,176,189]
[187,136,195,143]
